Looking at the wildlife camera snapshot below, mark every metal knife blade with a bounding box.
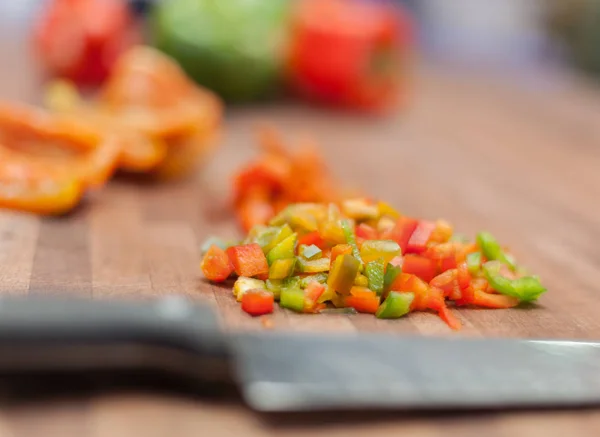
[0,296,598,413]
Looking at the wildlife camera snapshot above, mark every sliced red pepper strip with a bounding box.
[472,289,520,309]
[226,243,269,278]
[406,220,436,254]
[402,254,436,282]
[381,216,418,254]
[241,289,275,316]
[430,269,459,299]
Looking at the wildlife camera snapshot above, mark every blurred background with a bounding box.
[1,0,599,106]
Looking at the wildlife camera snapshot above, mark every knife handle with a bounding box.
[0,296,232,384]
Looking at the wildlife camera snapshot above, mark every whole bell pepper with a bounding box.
[33,0,140,86]
[287,0,413,111]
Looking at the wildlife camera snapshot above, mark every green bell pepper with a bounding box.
[298,273,328,288]
[266,233,297,265]
[360,240,401,264]
[280,287,305,312]
[265,279,282,300]
[341,219,362,263]
[466,252,482,276]
[376,292,414,319]
[255,224,293,254]
[299,244,322,260]
[483,261,547,302]
[383,263,402,297]
[269,258,296,279]
[151,0,290,103]
[476,232,516,270]
[365,258,385,296]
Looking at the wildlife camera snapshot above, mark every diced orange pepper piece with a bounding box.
[200,245,233,282]
[226,244,269,278]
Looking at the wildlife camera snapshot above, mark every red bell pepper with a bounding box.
[226,244,269,278]
[304,281,326,313]
[241,289,275,316]
[298,231,326,249]
[287,0,413,112]
[345,287,380,314]
[33,0,140,86]
[472,289,520,309]
[200,245,233,282]
[406,220,436,254]
[402,254,436,282]
[381,216,418,254]
[356,223,378,241]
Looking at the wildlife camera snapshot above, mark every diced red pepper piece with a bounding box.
[457,262,471,290]
[381,216,418,254]
[200,245,233,282]
[298,231,325,249]
[241,289,275,316]
[430,269,459,299]
[402,254,436,282]
[304,281,326,313]
[472,289,520,309]
[226,243,269,277]
[356,223,378,241]
[345,287,380,314]
[406,220,436,254]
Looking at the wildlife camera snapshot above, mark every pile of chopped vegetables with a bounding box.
[201,199,547,330]
[233,127,342,232]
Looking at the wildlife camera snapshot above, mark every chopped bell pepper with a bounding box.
[428,219,453,245]
[280,286,306,312]
[233,277,266,301]
[359,239,401,265]
[226,244,269,278]
[381,216,418,254]
[483,261,546,302]
[377,201,400,219]
[472,289,520,309]
[341,198,380,221]
[201,236,230,254]
[266,233,297,265]
[296,256,330,273]
[345,287,380,314]
[383,263,402,297]
[330,244,353,267]
[200,245,233,282]
[355,223,378,241]
[476,232,516,270]
[266,279,283,299]
[406,220,436,254]
[298,231,325,248]
[402,254,436,282]
[299,272,329,288]
[320,220,346,244]
[327,254,360,295]
[299,244,322,260]
[466,252,482,276]
[341,219,362,262]
[354,273,370,287]
[304,281,326,312]
[241,289,274,316]
[269,258,296,279]
[365,258,385,295]
[376,292,414,319]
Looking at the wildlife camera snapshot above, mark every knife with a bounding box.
[0,295,598,412]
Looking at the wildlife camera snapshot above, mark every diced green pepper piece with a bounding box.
[282,276,301,290]
[365,258,385,295]
[233,277,265,302]
[483,261,546,302]
[341,199,380,221]
[299,244,322,260]
[266,233,297,265]
[280,287,305,312]
[269,258,296,280]
[296,256,330,273]
[341,219,362,263]
[383,263,402,297]
[265,279,282,300]
[376,292,414,319]
[327,254,360,295]
[476,232,516,270]
[354,273,369,287]
[299,272,328,288]
[360,240,401,264]
[466,252,482,276]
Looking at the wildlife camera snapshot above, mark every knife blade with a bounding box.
[0,295,598,412]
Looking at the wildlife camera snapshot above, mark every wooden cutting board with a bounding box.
[1,68,600,436]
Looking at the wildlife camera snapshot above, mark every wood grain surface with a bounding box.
[1,65,600,436]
